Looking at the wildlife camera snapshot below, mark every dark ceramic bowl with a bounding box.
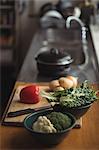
[53,103,93,119]
[24,109,76,146]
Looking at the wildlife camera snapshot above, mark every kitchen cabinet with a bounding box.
[0,0,16,117]
[0,0,16,67]
[0,0,39,116]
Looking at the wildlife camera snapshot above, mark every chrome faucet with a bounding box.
[66,16,87,44]
[66,16,89,69]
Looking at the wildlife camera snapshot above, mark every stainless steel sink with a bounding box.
[18,27,99,83]
[41,28,85,65]
[36,28,98,82]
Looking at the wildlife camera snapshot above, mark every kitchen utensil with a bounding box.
[7,105,52,117]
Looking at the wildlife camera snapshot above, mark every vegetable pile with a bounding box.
[49,75,78,91]
[41,81,99,108]
[32,112,72,133]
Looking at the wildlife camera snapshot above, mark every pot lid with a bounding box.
[35,48,73,65]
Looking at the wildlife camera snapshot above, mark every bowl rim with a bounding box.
[62,102,93,109]
[24,109,76,135]
[54,102,93,110]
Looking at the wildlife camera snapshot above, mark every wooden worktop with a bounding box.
[0,82,99,150]
[1,102,99,150]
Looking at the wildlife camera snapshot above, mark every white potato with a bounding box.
[59,77,73,89]
[49,80,60,90]
[66,75,78,88]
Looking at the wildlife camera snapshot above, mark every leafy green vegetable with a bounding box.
[40,90,57,101]
[47,112,72,131]
[41,80,99,108]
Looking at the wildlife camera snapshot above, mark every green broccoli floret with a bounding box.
[47,112,72,132]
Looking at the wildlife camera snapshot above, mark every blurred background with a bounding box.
[0,0,99,117]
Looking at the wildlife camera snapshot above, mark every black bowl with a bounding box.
[24,109,76,146]
[53,103,93,119]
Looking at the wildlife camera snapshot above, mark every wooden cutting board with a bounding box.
[1,82,82,128]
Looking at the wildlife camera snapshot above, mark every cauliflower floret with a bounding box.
[33,116,57,133]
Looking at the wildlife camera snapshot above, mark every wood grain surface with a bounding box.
[0,82,99,150]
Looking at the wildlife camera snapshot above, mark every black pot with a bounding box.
[35,48,73,76]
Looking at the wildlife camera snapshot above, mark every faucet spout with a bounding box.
[66,16,87,44]
[66,16,89,69]
[66,16,84,28]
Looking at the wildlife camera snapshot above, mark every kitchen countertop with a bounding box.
[0,82,99,150]
[90,25,99,65]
